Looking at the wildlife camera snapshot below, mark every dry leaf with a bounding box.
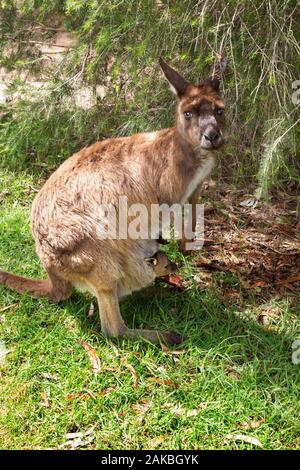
[144,435,165,450]
[146,377,178,388]
[156,365,167,374]
[250,280,268,288]
[224,433,263,448]
[226,368,240,380]
[275,275,300,285]
[240,419,265,430]
[132,402,150,414]
[66,392,98,401]
[0,303,18,313]
[111,344,119,357]
[61,437,94,449]
[66,428,94,439]
[60,427,95,449]
[41,372,59,381]
[224,288,241,299]
[186,409,200,417]
[88,303,95,317]
[66,388,113,401]
[41,391,50,408]
[103,366,119,372]
[0,340,11,365]
[162,403,205,417]
[121,357,138,389]
[258,314,269,326]
[239,197,258,208]
[66,392,89,401]
[78,339,101,375]
[132,401,150,425]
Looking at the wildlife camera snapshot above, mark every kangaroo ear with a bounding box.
[204,54,228,92]
[205,77,220,92]
[159,58,189,96]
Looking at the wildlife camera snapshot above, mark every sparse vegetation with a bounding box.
[0,0,299,189]
[0,0,300,450]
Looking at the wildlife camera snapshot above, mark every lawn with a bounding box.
[0,168,299,450]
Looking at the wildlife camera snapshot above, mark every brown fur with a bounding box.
[0,59,225,344]
[145,251,178,278]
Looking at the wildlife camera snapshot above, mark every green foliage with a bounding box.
[0,0,299,190]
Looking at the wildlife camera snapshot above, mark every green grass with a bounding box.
[0,0,299,450]
[0,168,300,450]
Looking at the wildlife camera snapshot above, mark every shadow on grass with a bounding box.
[65,283,299,385]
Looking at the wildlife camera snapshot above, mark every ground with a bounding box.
[0,168,299,450]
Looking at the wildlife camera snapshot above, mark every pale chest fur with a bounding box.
[181,156,215,203]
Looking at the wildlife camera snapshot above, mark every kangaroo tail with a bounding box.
[0,270,72,302]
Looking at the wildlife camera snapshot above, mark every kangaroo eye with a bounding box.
[184,111,193,119]
[216,108,224,115]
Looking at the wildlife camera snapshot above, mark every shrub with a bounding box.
[0,0,299,194]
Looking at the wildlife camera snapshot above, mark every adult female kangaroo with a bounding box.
[0,59,225,344]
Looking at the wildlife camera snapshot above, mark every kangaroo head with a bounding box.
[159,58,225,152]
[145,251,178,278]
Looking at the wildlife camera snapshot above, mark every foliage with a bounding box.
[0,0,299,188]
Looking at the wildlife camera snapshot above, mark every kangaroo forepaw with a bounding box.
[122,328,186,345]
[161,330,187,346]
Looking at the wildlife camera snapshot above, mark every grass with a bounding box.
[0,0,299,451]
[0,168,300,450]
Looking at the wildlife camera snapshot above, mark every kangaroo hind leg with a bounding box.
[89,279,183,345]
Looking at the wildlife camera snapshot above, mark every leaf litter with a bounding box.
[77,338,101,375]
[0,303,18,313]
[223,433,263,448]
[194,185,300,299]
[240,419,265,430]
[60,427,95,449]
[121,357,138,389]
[0,340,11,365]
[162,402,207,417]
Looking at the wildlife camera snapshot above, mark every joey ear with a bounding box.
[145,257,158,266]
[159,58,189,96]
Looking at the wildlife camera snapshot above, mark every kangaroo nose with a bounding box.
[204,129,220,145]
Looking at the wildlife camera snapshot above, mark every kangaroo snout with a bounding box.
[201,126,224,149]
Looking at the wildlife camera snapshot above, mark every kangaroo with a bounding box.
[145,251,178,278]
[0,59,225,344]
